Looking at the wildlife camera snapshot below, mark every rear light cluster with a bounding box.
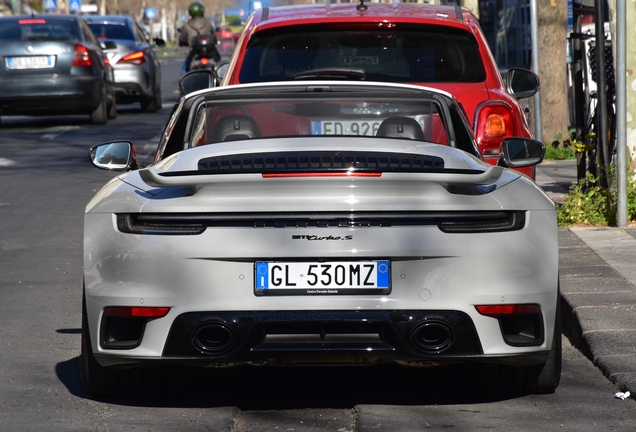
[474,102,517,157]
[73,44,92,67]
[118,51,145,65]
[476,304,544,346]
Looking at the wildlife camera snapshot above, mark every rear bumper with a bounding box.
[113,67,152,102]
[93,309,550,368]
[0,76,102,115]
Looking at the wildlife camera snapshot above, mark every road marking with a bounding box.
[0,158,16,167]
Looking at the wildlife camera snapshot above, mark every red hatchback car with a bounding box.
[219,2,540,178]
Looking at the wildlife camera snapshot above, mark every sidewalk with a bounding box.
[536,161,636,396]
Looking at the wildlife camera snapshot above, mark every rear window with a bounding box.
[189,89,450,149]
[87,23,134,41]
[239,23,486,84]
[0,18,79,42]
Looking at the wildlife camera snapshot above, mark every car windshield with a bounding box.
[87,23,134,41]
[0,18,79,42]
[189,87,457,148]
[239,23,486,84]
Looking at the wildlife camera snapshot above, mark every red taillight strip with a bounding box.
[103,306,170,318]
[475,304,541,316]
[118,51,145,65]
[262,172,382,178]
[19,19,46,24]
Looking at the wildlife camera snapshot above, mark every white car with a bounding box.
[83,77,559,397]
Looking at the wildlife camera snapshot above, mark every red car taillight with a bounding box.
[118,51,145,65]
[103,307,170,318]
[474,102,517,157]
[475,304,541,316]
[73,44,92,67]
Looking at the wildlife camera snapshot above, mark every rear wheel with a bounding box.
[81,293,166,398]
[107,96,117,120]
[534,295,562,394]
[140,85,162,113]
[81,294,109,397]
[481,295,562,395]
[90,93,108,125]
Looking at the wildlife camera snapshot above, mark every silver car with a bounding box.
[85,15,162,113]
[0,14,116,124]
[84,78,559,398]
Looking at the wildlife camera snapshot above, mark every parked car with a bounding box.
[0,14,116,124]
[82,75,559,398]
[217,3,540,178]
[84,15,163,113]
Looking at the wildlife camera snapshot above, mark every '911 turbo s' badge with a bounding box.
[292,235,353,241]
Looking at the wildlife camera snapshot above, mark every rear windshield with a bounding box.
[0,18,79,42]
[239,24,486,84]
[87,23,134,41]
[189,91,451,149]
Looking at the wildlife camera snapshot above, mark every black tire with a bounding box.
[534,294,562,394]
[107,97,117,120]
[81,293,165,398]
[81,293,110,397]
[480,295,562,395]
[140,85,162,113]
[90,94,108,125]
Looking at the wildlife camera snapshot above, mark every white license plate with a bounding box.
[255,261,390,295]
[311,119,381,136]
[6,56,55,70]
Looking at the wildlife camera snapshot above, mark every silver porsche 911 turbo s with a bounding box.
[83,77,559,397]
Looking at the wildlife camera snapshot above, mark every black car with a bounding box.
[85,15,163,113]
[0,14,116,124]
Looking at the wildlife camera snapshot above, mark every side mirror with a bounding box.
[179,69,215,94]
[498,138,545,168]
[153,38,166,48]
[100,40,117,50]
[89,141,139,171]
[503,68,540,99]
[215,61,229,81]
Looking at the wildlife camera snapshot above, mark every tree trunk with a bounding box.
[534,0,568,144]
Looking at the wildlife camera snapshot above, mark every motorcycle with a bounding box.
[190,34,221,71]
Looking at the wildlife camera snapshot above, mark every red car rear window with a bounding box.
[239,23,486,84]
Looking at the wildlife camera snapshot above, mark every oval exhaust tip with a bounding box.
[412,322,453,352]
[193,323,234,354]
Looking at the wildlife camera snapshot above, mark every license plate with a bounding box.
[311,119,381,136]
[6,55,55,70]
[255,261,390,295]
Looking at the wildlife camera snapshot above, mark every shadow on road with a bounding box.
[56,357,521,409]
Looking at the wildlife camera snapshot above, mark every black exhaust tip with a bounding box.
[193,323,234,354]
[411,322,453,352]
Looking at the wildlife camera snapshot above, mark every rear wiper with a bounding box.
[293,68,366,81]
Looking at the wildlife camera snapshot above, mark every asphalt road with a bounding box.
[0,57,634,431]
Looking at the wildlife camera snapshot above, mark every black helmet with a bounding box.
[188,2,204,17]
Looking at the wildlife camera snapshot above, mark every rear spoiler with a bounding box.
[139,165,504,189]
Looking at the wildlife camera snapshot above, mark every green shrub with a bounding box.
[557,166,636,226]
[545,131,576,160]
[545,145,576,160]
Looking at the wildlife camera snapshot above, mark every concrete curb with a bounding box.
[559,227,636,397]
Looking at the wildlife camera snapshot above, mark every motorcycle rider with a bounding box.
[179,2,218,75]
